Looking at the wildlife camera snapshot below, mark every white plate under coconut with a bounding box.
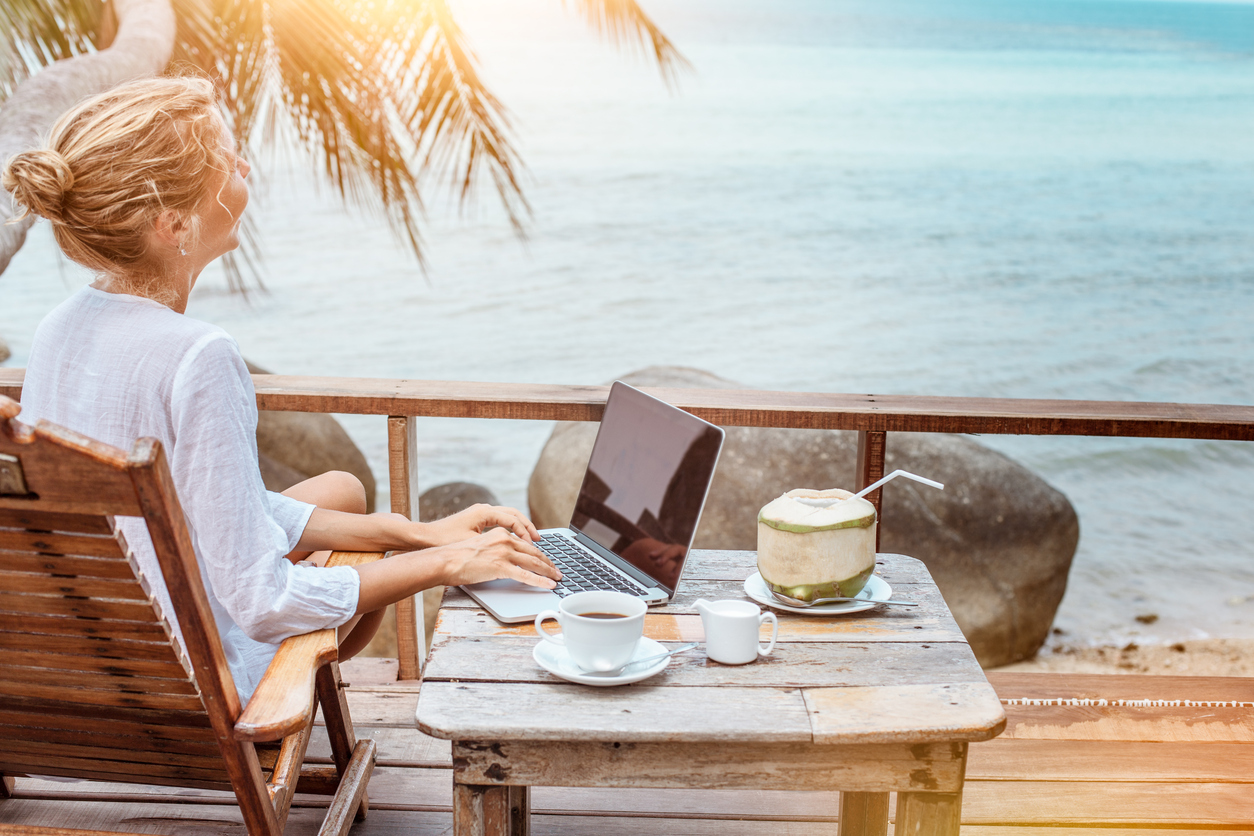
[743,572,893,616]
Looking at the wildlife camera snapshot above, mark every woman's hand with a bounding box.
[435,528,560,589]
[423,503,540,548]
[352,527,561,613]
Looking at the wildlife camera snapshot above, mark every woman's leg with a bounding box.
[281,471,384,660]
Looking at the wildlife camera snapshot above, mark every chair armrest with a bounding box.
[234,550,385,742]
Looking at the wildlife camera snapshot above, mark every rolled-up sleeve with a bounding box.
[169,334,360,644]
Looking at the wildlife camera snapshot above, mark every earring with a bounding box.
[179,243,187,256]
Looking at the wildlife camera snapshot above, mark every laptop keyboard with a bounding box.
[539,534,646,598]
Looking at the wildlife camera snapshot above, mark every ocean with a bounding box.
[2,0,1252,650]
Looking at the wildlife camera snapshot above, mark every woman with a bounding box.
[2,76,559,701]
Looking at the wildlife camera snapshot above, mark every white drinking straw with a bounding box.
[793,470,945,509]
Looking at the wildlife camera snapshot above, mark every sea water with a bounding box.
[2,0,1252,649]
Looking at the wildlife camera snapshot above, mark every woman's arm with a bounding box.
[294,503,542,553]
[351,527,561,613]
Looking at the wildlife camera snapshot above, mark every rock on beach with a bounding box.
[527,366,1080,668]
[0,334,10,364]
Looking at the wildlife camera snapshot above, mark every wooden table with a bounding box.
[416,551,1006,836]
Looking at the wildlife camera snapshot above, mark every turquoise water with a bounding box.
[2,0,1253,647]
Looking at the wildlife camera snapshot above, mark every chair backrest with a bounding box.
[0,395,254,791]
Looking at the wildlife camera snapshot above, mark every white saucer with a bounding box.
[533,637,672,687]
[744,572,893,616]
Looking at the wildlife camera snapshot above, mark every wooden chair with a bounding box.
[0,394,378,836]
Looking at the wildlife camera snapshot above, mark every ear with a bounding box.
[151,209,191,251]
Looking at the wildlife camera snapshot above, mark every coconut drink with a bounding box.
[757,488,877,603]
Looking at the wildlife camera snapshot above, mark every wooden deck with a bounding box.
[4,658,1253,835]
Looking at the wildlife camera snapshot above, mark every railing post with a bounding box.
[388,416,424,680]
[855,430,887,552]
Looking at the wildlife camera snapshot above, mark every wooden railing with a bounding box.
[3,366,1253,679]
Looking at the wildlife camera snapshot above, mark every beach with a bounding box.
[2,0,1253,656]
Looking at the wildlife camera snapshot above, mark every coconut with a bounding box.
[757,488,877,602]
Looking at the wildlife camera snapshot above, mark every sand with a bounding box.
[995,637,1254,677]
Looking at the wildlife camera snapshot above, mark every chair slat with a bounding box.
[0,508,115,535]
[0,723,221,757]
[0,705,214,737]
[0,614,169,641]
[0,530,127,558]
[0,753,231,785]
[0,591,159,622]
[0,632,182,661]
[2,738,229,771]
[0,762,236,793]
[0,649,186,679]
[0,680,203,711]
[0,573,151,601]
[0,550,135,578]
[0,664,199,695]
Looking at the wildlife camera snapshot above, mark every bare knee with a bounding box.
[323,471,368,515]
[283,470,367,515]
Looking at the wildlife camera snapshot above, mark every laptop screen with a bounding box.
[569,382,724,592]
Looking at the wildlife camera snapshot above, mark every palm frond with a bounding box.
[4,0,684,288]
[564,0,691,86]
[0,0,103,98]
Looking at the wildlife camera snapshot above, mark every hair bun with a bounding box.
[2,148,76,223]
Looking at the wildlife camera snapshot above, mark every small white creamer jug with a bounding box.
[694,599,778,665]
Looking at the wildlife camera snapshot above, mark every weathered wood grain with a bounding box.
[0,664,198,695]
[0,530,125,558]
[306,726,453,769]
[805,684,1004,744]
[987,671,1254,702]
[0,649,184,679]
[433,607,964,646]
[0,508,114,535]
[0,573,150,600]
[11,368,1252,438]
[319,739,377,836]
[959,780,1254,827]
[388,415,425,681]
[841,791,890,836]
[451,739,965,793]
[418,682,815,743]
[424,637,983,689]
[235,626,338,742]
[0,550,134,578]
[0,679,203,711]
[999,704,1254,742]
[0,632,181,661]
[967,738,1254,782]
[895,791,961,836]
[0,591,158,623]
[0,613,169,640]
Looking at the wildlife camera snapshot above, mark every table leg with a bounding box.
[509,785,530,836]
[840,791,889,836]
[894,791,962,836]
[453,784,511,836]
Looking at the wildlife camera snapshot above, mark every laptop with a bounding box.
[463,381,725,623]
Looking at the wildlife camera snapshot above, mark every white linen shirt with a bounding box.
[19,286,361,702]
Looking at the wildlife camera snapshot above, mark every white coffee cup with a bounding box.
[535,591,646,673]
[694,599,779,665]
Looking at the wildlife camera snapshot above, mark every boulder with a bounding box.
[419,481,500,522]
[0,334,10,364]
[244,360,377,512]
[528,366,1080,668]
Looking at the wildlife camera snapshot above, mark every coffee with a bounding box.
[580,611,629,619]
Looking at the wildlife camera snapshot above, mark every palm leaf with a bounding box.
[0,0,103,98]
[4,0,685,289]
[564,0,691,85]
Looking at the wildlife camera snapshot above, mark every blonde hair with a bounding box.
[2,76,233,285]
